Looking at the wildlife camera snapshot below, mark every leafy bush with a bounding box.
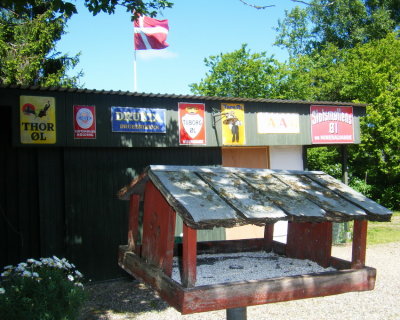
[380,184,400,210]
[307,146,342,179]
[349,176,374,198]
[0,256,86,320]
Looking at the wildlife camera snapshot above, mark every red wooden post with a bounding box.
[128,194,140,254]
[182,223,197,288]
[141,181,176,277]
[352,220,368,269]
[286,221,332,268]
[264,223,274,252]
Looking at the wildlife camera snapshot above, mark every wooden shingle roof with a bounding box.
[118,165,392,229]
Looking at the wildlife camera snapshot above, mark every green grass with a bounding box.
[367,211,400,245]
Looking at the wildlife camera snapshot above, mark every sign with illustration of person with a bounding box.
[73,105,96,139]
[20,96,56,144]
[178,102,206,145]
[310,105,354,144]
[221,103,246,145]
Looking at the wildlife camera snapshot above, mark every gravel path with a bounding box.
[80,242,400,320]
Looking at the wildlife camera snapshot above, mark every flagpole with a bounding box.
[134,48,137,92]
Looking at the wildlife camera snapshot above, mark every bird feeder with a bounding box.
[117,165,392,316]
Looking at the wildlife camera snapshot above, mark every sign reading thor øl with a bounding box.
[111,107,166,133]
[20,96,56,144]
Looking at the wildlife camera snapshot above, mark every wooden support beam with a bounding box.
[264,223,274,252]
[286,221,332,268]
[182,223,197,288]
[352,220,368,269]
[128,194,140,254]
[141,181,176,277]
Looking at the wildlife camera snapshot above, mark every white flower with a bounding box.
[40,258,51,265]
[16,262,27,272]
[0,288,5,294]
[22,270,32,277]
[32,272,39,278]
[67,275,74,282]
[1,270,11,277]
[75,270,83,278]
[3,265,13,270]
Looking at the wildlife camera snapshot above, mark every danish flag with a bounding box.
[134,15,169,50]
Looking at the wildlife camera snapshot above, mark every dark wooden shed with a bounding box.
[118,165,392,315]
[0,84,373,281]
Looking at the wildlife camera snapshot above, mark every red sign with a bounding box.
[74,105,96,139]
[311,106,354,144]
[178,103,206,145]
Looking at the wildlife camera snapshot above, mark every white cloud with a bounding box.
[137,49,178,60]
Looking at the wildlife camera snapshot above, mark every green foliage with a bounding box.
[380,184,400,210]
[0,256,85,320]
[349,176,374,198]
[275,0,398,53]
[0,2,82,87]
[307,146,342,179]
[190,44,284,98]
[274,6,314,57]
[0,0,174,19]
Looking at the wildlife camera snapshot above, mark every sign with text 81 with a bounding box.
[310,106,354,144]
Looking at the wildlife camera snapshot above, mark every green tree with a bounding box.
[0,2,81,86]
[274,6,314,58]
[275,0,398,54]
[190,44,283,98]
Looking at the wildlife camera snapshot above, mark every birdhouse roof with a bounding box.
[118,165,392,229]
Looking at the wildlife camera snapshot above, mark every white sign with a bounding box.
[257,113,300,134]
[182,113,203,139]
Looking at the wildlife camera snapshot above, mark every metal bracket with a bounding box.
[211,108,228,128]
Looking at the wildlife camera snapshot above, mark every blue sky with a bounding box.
[58,0,299,95]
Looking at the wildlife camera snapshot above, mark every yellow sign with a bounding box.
[20,96,56,144]
[221,103,246,145]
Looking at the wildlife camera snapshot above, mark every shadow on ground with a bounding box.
[79,277,169,320]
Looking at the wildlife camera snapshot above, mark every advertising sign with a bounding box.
[74,105,96,139]
[221,103,246,145]
[178,103,206,145]
[311,105,354,144]
[111,107,166,133]
[257,113,300,134]
[20,96,56,144]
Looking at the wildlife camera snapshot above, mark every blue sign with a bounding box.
[111,107,166,133]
